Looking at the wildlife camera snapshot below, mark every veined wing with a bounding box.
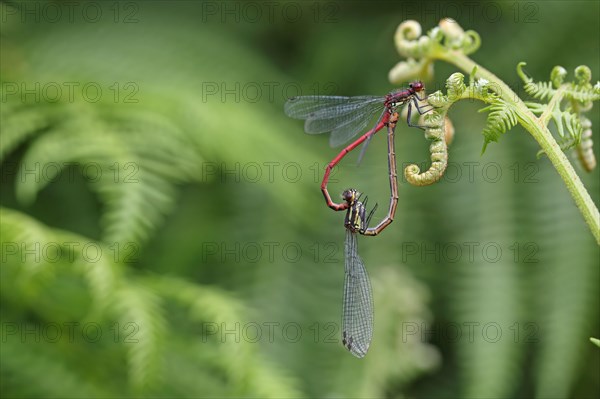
[284,95,381,119]
[285,95,383,146]
[328,105,383,147]
[342,229,374,358]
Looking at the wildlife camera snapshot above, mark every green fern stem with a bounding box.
[438,52,600,244]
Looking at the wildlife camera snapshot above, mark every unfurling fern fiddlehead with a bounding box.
[574,116,596,172]
[403,66,515,185]
[404,111,449,186]
[389,18,599,243]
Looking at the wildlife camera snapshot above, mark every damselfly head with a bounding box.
[342,188,360,205]
[343,189,365,232]
[409,81,424,92]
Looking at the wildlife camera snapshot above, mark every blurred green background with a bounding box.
[1,1,599,398]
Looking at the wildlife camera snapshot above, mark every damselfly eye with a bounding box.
[342,189,356,203]
[411,81,424,91]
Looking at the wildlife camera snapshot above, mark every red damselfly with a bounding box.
[285,81,431,213]
[339,114,400,357]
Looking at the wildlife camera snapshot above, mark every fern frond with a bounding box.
[12,102,202,246]
[0,337,110,397]
[524,101,546,114]
[520,64,600,104]
[1,207,123,311]
[148,276,303,398]
[518,63,600,103]
[0,207,58,276]
[2,209,165,393]
[0,104,54,162]
[523,80,556,101]
[479,99,519,153]
[72,247,122,313]
[111,283,166,392]
[517,63,558,101]
[562,84,600,103]
[532,103,583,157]
[14,115,131,204]
[527,100,585,159]
[558,134,580,152]
[551,109,582,141]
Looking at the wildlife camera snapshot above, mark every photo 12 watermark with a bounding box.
[393,1,540,25]
[401,321,540,344]
[1,161,140,185]
[1,82,139,104]
[1,1,140,24]
[1,322,140,344]
[1,241,140,264]
[199,1,340,24]
[201,241,341,264]
[401,241,540,264]
[200,81,339,103]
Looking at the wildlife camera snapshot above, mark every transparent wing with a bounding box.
[284,95,384,146]
[356,107,393,164]
[342,229,374,358]
[284,95,380,119]
[327,104,383,147]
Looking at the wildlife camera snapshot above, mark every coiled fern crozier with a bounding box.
[389,19,600,244]
[387,19,599,399]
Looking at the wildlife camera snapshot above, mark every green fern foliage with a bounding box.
[479,99,519,153]
[0,206,303,397]
[111,284,166,391]
[0,104,54,161]
[1,10,314,247]
[519,64,600,103]
[523,79,557,101]
[0,338,110,398]
[148,276,303,397]
[1,208,164,392]
[427,68,520,155]
[517,63,599,165]
[525,102,583,154]
[5,99,203,246]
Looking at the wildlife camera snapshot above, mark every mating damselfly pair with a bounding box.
[285,83,432,357]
